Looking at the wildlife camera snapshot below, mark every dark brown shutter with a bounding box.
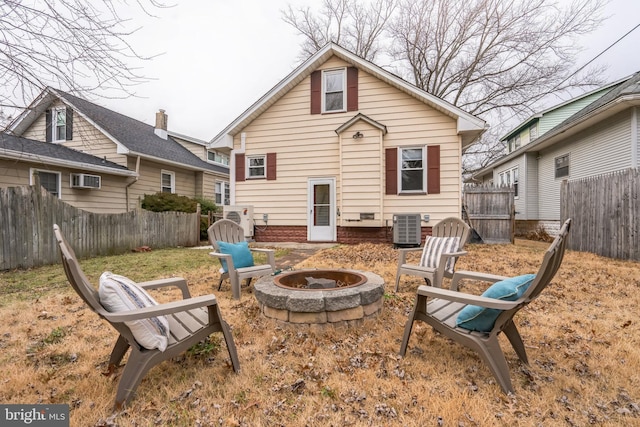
[66,107,73,140]
[45,109,52,142]
[267,152,277,180]
[235,153,245,182]
[427,145,440,194]
[385,147,398,195]
[347,67,358,112]
[310,70,321,114]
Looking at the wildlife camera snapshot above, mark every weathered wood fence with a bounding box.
[561,167,640,261]
[0,185,201,270]
[463,185,515,244]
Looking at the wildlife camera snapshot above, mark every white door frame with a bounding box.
[307,177,337,241]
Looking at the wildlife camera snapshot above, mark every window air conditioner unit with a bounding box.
[70,173,101,189]
[393,213,422,247]
[223,205,254,238]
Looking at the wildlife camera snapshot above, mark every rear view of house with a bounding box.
[210,43,486,243]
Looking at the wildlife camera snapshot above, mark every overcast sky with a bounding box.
[98,0,640,142]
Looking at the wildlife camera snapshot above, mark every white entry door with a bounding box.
[308,178,336,241]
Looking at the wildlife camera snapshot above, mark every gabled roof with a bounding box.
[210,42,486,148]
[9,88,228,174]
[473,71,640,180]
[0,133,136,176]
[335,113,388,135]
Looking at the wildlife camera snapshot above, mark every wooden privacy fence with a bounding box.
[0,185,201,270]
[463,185,515,244]
[561,167,640,261]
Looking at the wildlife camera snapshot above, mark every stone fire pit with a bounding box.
[254,269,385,327]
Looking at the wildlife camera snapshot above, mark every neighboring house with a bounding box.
[3,88,229,213]
[473,71,640,235]
[169,131,232,206]
[209,42,486,243]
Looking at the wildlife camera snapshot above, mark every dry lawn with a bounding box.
[1,239,639,426]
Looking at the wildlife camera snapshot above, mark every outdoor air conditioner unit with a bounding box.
[393,213,422,247]
[70,173,101,189]
[223,205,254,237]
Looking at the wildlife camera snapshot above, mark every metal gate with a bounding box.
[463,185,515,244]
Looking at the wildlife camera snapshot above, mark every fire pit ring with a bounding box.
[254,269,385,327]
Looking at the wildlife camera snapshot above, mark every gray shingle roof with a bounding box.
[53,89,228,174]
[550,71,640,132]
[0,132,132,173]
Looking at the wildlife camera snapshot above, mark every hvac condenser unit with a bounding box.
[393,213,422,246]
[223,205,254,237]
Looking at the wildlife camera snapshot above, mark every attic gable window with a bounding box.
[323,69,345,112]
[46,107,73,142]
[310,67,358,114]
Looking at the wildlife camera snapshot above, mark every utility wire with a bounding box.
[475,21,640,143]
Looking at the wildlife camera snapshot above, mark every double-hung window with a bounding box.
[215,181,230,205]
[208,150,229,165]
[400,147,425,192]
[247,155,266,178]
[555,154,569,178]
[31,169,61,198]
[498,167,519,197]
[54,108,67,142]
[161,170,175,193]
[323,69,345,112]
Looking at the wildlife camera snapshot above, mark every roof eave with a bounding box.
[126,150,227,174]
[0,148,138,176]
[472,94,640,179]
[209,42,485,147]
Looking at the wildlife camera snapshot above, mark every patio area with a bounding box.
[0,239,639,426]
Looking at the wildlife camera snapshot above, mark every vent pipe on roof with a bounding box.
[154,109,168,139]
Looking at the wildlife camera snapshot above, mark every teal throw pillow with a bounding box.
[217,241,254,273]
[456,274,536,332]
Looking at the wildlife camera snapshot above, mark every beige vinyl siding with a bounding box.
[173,136,208,160]
[234,56,462,227]
[22,101,128,167]
[538,110,633,220]
[340,122,383,226]
[0,159,129,213]
[0,159,32,187]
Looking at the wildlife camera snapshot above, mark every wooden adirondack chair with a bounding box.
[53,224,240,409]
[395,217,471,291]
[208,219,275,300]
[399,218,571,394]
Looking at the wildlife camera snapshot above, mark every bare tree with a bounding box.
[282,0,396,61]
[0,0,168,122]
[283,0,608,175]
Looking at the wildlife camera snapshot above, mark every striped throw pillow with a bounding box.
[419,236,461,274]
[99,272,170,351]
